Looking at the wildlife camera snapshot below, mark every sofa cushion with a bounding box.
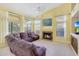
[23,36,33,42]
[13,33,21,40]
[27,32,39,39]
[20,32,28,39]
[27,32,32,37]
[16,39,32,48]
[20,32,34,42]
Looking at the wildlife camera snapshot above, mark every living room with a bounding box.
[0,3,79,56]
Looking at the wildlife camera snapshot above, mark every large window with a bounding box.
[9,21,20,33]
[34,20,41,34]
[8,14,20,34]
[56,15,66,37]
[25,20,32,32]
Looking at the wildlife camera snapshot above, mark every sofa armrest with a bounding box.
[14,39,34,55]
[32,45,46,56]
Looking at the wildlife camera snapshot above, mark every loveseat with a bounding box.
[5,32,46,56]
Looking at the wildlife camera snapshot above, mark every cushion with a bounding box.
[20,32,33,42]
[20,32,28,39]
[16,39,33,49]
[23,36,33,42]
[27,32,31,37]
[13,33,21,39]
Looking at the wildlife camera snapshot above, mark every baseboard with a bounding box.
[53,40,71,44]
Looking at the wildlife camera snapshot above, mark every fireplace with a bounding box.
[43,32,52,40]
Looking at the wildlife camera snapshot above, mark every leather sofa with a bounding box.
[5,32,46,56]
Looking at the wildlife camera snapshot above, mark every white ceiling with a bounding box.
[0,3,63,16]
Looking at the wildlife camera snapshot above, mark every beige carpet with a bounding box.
[32,40,76,56]
[0,47,14,56]
[0,40,76,56]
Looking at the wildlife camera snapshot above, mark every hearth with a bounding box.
[43,32,52,40]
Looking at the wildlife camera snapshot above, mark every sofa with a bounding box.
[5,32,46,56]
[20,32,39,42]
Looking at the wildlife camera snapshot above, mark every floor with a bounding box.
[0,40,76,56]
[33,40,76,56]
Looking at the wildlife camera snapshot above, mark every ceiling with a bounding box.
[0,3,63,16]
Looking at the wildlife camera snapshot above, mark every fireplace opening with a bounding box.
[43,32,52,40]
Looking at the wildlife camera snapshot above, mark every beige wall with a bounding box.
[0,9,25,48]
[0,10,8,47]
[40,4,72,44]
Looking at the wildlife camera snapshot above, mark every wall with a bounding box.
[0,4,72,48]
[0,10,8,47]
[40,3,72,44]
[0,7,26,48]
[0,6,35,48]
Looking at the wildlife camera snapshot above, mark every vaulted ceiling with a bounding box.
[0,3,64,16]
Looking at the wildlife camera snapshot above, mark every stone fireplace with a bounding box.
[42,31,52,40]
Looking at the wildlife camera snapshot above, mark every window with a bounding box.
[8,14,20,33]
[34,20,41,34]
[9,21,20,33]
[25,20,32,32]
[56,15,66,37]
